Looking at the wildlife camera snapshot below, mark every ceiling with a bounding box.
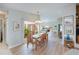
[0,3,76,21]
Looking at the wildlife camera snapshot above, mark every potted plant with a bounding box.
[24,27,30,38]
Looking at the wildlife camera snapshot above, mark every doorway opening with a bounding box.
[23,20,50,50]
[0,10,7,46]
[75,4,79,48]
[58,24,62,39]
[24,21,38,47]
[76,5,79,46]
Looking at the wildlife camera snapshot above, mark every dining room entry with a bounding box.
[0,10,7,44]
[24,21,37,47]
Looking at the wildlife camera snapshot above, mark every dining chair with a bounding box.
[26,31,35,48]
[40,33,48,43]
[35,33,48,49]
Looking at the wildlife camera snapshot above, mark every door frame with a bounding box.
[0,10,7,45]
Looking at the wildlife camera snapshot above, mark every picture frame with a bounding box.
[63,15,74,35]
[13,21,20,32]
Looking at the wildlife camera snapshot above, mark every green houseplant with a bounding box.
[24,27,30,38]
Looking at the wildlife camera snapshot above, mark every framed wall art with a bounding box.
[63,15,74,35]
[13,21,20,32]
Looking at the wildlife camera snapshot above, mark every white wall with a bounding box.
[6,10,24,48]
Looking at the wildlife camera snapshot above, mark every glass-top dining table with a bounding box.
[32,32,45,50]
[32,33,43,39]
